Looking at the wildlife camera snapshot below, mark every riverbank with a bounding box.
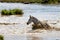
[0,2,60,5]
[0,0,60,4]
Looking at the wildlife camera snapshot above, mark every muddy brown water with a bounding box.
[0,3,60,40]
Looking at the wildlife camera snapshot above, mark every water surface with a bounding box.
[0,3,60,40]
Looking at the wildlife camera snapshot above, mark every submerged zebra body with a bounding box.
[27,15,51,30]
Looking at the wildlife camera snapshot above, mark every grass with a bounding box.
[1,9,24,16]
[0,35,4,40]
[0,0,60,4]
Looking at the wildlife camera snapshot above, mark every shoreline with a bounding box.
[0,2,60,7]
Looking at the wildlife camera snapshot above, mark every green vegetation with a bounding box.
[0,0,60,4]
[1,9,24,15]
[0,35,4,40]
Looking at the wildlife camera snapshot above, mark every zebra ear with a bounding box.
[30,15,32,18]
[30,15,33,18]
